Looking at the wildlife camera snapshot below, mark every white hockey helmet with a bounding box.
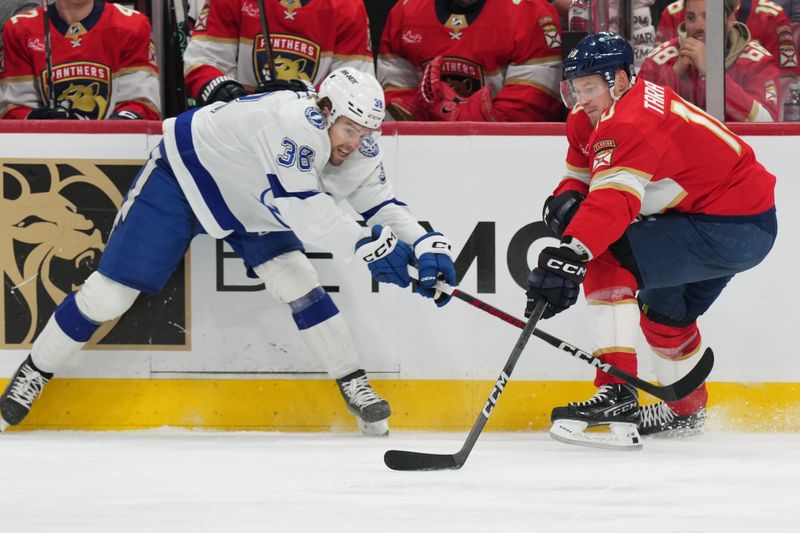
[318,68,385,130]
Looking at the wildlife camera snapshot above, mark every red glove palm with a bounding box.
[417,56,496,122]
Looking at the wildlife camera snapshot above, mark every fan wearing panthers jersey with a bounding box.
[183,0,373,106]
[0,0,160,120]
[656,0,799,109]
[377,0,564,121]
[0,68,457,437]
[640,0,781,121]
[529,33,777,449]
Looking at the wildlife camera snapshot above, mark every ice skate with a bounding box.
[639,402,706,437]
[0,355,53,432]
[550,383,642,450]
[337,370,390,437]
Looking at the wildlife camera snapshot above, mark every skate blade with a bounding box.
[550,420,642,451]
[357,417,389,437]
[0,417,9,433]
[643,426,704,439]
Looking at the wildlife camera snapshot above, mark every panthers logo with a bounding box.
[254,34,320,85]
[57,82,109,118]
[423,57,484,97]
[47,61,111,119]
[273,56,312,82]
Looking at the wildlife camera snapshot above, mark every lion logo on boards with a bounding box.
[254,34,320,85]
[1,160,188,349]
[43,61,111,119]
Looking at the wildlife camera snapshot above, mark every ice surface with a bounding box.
[0,429,797,532]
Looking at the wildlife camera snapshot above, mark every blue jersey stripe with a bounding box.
[361,198,408,221]
[267,173,320,200]
[174,110,246,233]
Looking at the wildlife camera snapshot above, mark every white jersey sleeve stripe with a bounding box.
[360,198,408,221]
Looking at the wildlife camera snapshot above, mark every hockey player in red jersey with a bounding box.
[656,0,799,113]
[528,32,777,449]
[0,0,160,120]
[640,0,781,121]
[377,0,564,121]
[183,0,374,106]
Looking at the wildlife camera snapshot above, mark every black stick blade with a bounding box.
[666,347,715,401]
[384,450,462,471]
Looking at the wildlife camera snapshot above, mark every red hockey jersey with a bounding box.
[656,0,799,79]
[183,0,373,98]
[562,80,776,257]
[639,29,780,121]
[377,0,563,122]
[0,1,160,119]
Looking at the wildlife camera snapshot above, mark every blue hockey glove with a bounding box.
[413,232,456,307]
[526,243,588,319]
[542,190,585,238]
[355,225,413,288]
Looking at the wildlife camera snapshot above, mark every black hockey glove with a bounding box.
[108,110,143,120]
[198,75,247,106]
[542,190,585,239]
[254,78,313,94]
[526,244,588,319]
[27,106,80,120]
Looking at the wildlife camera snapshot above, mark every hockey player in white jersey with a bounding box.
[0,68,457,436]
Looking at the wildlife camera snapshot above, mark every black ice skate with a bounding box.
[336,369,391,437]
[0,355,53,431]
[639,402,706,437]
[549,383,642,450]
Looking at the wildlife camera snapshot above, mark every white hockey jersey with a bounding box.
[161,90,427,258]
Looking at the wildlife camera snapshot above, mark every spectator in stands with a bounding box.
[551,0,570,28]
[0,0,160,120]
[182,0,373,107]
[655,0,799,97]
[377,0,563,121]
[0,1,37,33]
[0,1,37,69]
[640,0,781,121]
[776,1,800,56]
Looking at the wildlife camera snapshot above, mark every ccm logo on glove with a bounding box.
[359,230,397,263]
[545,258,587,277]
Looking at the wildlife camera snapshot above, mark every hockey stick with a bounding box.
[384,300,548,471]
[41,0,55,108]
[255,0,279,82]
[406,267,713,403]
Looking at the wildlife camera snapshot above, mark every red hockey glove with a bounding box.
[417,56,496,122]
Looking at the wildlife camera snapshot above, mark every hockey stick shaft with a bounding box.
[41,0,54,108]
[384,300,548,471]
[255,0,278,82]
[407,267,711,402]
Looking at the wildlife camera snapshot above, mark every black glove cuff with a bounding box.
[537,246,587,284]
[254,79,313,94]
[542,190,585,238]
[199,76,246,105]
